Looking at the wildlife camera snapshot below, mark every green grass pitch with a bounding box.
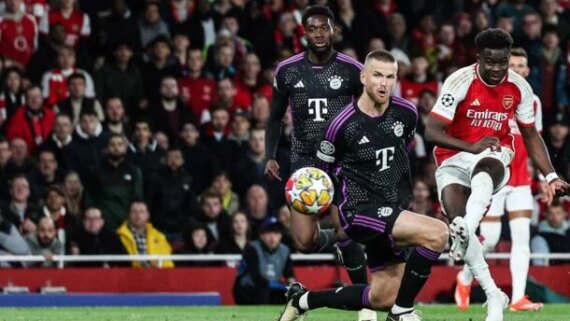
[0,304,568,321]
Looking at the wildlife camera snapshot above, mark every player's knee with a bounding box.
[368,290,395,311]
[293,235,315,253]
[428,221,449,252]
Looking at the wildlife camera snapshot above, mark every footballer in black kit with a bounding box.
[278,50,449,321]
[269,49,363,172]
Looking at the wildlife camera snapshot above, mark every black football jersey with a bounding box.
[273,51,363,165]
[317,96,418,211]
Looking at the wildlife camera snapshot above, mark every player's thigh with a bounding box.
[289,207,319,245]
[392,210,449,251]
[368,262,405,310]
[472,148,514,191]
[505,186,533,220]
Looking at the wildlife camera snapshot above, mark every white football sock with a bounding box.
[509,217,531,302]
[463,232,499,297]
[465,172,494,233]
[459,264,474,285]
[479,221,501,253]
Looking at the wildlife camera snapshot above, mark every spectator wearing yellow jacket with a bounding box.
[117,201,174,268]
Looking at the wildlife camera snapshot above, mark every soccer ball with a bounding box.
[285,167,335,215]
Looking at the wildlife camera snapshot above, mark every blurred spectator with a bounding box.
[25,216,62,267]
[520,11,543,68]
[67,107,110,179]
[102,97,130,136]
[172,31,190,69]
[84,134,143,230]
[62,171,83,217]
[251,94,270,128]
[41,46,95,107]
[233,217,295,305]
[0,67,25,124]
[544,112,570,181]
[409,177,441,220]
[245,184,273,236]
[229,109,251,151]
[10,138,34,174]
[127,118,166,201]
[142,36,182,105]
[1,175,41,235]
[231,128,266,199]
[215,77,250,115]
[387,13,411,55]
[152,76,195,142]
[410,14,437,60]
[531,200,570,265]
[42,185,78,240]
[94,42,146,114]
[179,121,220,193]
[138,3,170,48]
[240,0,274,68]
[202,106,242,171]
[55,73,104,126]
[217,14,251,67]
[190,190,231,245]
[497,0,535,38]
[39,0,90,49]
[0,0,38,67]
[178,48,216,124]
[161,0,195,26]
[117,201,174,268]
[496,14,515,35]
[274,11,303,56]
[154,131,169,150]
[27,23,66,84]
[177,0,216,52]
[209,171,239,215]
[93,0,141,55]
[396,54,440,106]
[215,211,251,254]
[27,150,63,199]
[150,148,197,239]
[69,207,126,267]
[6,86,55,153]
[205,42,237,81]
[0,214,30,267]
[234,53,272,109]
[0,136,16,201]
[39,114,74,171]
[178,224,214,261]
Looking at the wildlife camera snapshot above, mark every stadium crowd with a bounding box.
[0,0,568,269]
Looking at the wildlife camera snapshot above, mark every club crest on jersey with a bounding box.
[320,141,335,155]
[502,95,514,109]
[392,121,404,137]
[377,207,393,217]
[329,76,343,90]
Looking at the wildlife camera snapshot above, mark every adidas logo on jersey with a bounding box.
[358,136,370,144]
[470,99,481,106]
[294,81,304,88]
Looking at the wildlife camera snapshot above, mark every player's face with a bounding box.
[361,59,398,106]
[304,15,335,56]
[509,55,529,78]
[477,48,510,85]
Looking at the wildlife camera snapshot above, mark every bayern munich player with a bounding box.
[425,28,569,321]
[454,48,545,312]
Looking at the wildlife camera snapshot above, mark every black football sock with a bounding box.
[394,246,441,309]
[305,284,371,311]
[337,239,368,284]
[311,229,336,253]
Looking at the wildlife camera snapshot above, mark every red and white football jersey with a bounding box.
[0,12,38,67]
[0,0,48,22]
[507,94,542,186]
[41,68,95,107]
[431,64,535,165]
[39,9,90,48]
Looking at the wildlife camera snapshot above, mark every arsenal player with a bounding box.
[0,0,38,67]
[425,28,569,321]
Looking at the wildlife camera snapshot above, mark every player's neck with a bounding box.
[358,94,389,117]
[307,49,334,65]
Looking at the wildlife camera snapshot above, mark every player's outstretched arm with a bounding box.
[424,115,501,153]
[519,125,570,203]
[264,89,289,181]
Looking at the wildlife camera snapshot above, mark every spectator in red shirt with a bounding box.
[39,0,90,48]
[0,0,38,67]
[234,52,271,110]
[6,85,55,153]
[178,48,216,124]
[396,54,440,106]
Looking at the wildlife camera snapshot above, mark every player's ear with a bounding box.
[360,71,366,86]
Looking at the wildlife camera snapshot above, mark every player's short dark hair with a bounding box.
[302,5,335,26]
[474,28,513,52]
[510,47,528,59]
[67,72,86,85]
[365,49,396,65]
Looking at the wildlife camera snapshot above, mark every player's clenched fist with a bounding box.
[469,136,501,154]
[550,178,570,198]
[265,159,281,181]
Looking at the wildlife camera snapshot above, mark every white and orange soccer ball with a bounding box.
[285,167,335,215]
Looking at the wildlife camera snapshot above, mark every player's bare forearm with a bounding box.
[519,125,555,176]
[425,115,474,153]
